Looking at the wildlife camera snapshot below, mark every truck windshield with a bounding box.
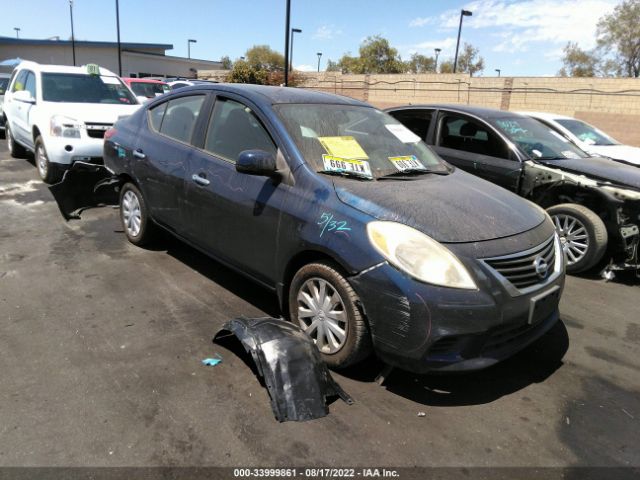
[42,73,137,104]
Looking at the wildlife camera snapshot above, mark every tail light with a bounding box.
[104,127,117,140]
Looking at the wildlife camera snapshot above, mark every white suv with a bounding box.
[3,61,141,183]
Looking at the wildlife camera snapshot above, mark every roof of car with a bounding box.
[123,77,167,84]
[388,104,527,120]
[14,60,118,77]
[518,111,574,121]
[173,83,371,107]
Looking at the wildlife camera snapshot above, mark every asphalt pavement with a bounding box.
[0,142,638,468]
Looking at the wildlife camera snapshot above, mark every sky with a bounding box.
[0,0,622,76]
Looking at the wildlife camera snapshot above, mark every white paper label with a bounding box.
[101,76,121,85]
[385,124,421,143]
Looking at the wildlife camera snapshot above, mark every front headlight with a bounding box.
[367,221,477,290]
[50,115,82,138]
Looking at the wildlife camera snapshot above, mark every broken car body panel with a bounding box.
[214,317,353,422]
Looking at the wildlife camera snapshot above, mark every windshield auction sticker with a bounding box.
[318,136,369,160]
[322,154,372,177]
[388,155,428,171]
[385,124,421,143]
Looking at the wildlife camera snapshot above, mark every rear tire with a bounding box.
[547,203,608,274]
[119,182,157,246]
[35,136,62,184]
[6,124,27,158]
[288,261,372,369]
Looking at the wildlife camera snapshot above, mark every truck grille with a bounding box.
[86,123,112,139]
[483,236,556,291]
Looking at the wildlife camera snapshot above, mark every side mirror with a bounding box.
[236,149,278,177]
[13,90,35,104]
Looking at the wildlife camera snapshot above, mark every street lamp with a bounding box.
[68,0,76,66]
[115,0,122,76]
[14,27,20,39]
[289,28,302,71]
[495,68,501,77]
[188,39,197,59]
[434,48,441,73]
[284,0,291,86]
[317,52,322,72]
[453,9,472,73]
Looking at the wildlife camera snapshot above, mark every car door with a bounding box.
[133,92,209,233]
[432,111,522,192]
[7,70,33,145]
[183,94,286,285]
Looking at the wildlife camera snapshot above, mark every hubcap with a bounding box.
[552,214,589,265]
[36,145,48,177]
[122,190,142,237]
[297,277,347,354]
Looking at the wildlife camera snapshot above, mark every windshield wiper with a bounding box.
[318,170,374,181]
[378,168,448,179]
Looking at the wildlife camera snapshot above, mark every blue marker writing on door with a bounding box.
[318,212,351,237]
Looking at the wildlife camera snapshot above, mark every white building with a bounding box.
[0,37,222,78]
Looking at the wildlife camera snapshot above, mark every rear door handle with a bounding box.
[191,174,210,186]
[133,149,146,159]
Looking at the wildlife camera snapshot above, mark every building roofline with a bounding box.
[0,37,173,50]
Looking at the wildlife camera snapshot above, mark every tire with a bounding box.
[288,261,372,369]
[6,124,27,158]
[35,136,62,184]
[547,203,608,274]
[119,182,157,246]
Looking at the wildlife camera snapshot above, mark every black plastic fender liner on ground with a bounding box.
[214,317,354,422]
[48,162,121,220]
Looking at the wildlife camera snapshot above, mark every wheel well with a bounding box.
[32,126,41,143]
[532,184,609,218]
[118,173,137,187]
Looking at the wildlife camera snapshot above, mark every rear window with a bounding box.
[42,73,137,104]
[130,81,170,98]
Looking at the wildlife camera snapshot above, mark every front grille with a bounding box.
[483,236,556,291]
[482,322,537,353]
[86,123,112,139]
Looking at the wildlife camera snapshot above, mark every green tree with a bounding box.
[226,60,268,84]
[438,60,454,74]
[455,43,484,76]
[558,42,599,77]
[220,55,233,70]
[325,59,340,72]
[405,53,436,73]
[335,36,406,74]
[245,45,285,72]
[597,0,640,77]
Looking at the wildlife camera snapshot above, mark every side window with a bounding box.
[204,97,277,163]
[389,110,433,142]
[158,95,205,144]
[148,102,168,131]
[24,71,36,98]
[11,70,28,92]
[437,113,510,159]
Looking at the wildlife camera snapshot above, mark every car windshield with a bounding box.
[42,73,137,104]
[493,116,589,160]
[0,77,9,95]
[130,81,169,98]
[275,104,447,180]
[555,119,619,146]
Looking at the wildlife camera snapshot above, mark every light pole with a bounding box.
[14,27,20,39]
[188,39,197,59]
[284,0,291,86]
[289,28,302,71]
[434,48,441,73]
[495,68,501,77]
[115,0,122,76]
[453,9,472,73]
[317,52,322,72]
[69,0,76,66]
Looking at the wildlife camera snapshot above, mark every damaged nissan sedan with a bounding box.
[56,85,565,373]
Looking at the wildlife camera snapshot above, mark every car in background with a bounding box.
[95,84,564,373]
[2,61,140,183]
[387,105,640,276]
[521,111,640,167]
[0,70,11,136]
[122,77,171,103]
[167,79,218,90]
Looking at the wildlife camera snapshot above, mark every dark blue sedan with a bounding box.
[102,84,565,373]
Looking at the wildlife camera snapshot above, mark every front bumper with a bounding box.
[349,228,565,374]
[44,136,105,166]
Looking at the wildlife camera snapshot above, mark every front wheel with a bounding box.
[35,136,62,184]
[288,261,372,369]
[547,203,608,274]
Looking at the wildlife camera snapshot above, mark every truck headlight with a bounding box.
[50,115,82,138]
[367,221,477,289]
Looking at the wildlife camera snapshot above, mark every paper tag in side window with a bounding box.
[388,155,427,171]
[385,124,421,143]
[322,154,372,178]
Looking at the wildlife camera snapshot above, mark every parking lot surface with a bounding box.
[0,142,638,468]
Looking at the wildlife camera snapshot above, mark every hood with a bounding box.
[586,145,640,166]
[333,169,546,243]
[42,102,141,124]
[539,156,640,190]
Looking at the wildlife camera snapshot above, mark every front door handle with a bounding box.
[133,149,146,159]
[191,174,210,186]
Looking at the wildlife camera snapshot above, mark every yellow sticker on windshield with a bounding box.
[318,136,368,160]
